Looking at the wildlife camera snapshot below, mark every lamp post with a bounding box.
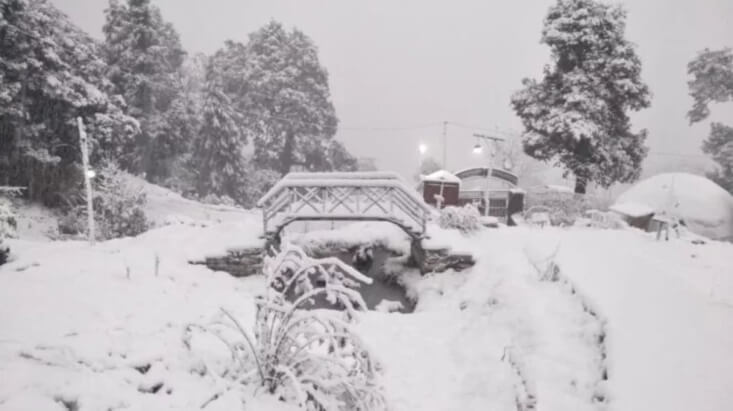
[77,117,95,245]
[472,133,504,217]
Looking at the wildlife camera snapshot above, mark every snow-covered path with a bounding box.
[355,227,609,411]
[557,230,733,411]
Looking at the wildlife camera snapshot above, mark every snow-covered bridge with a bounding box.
[257,172,432,242]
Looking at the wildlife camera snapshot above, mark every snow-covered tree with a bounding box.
[511,0,651,194]
[238,166,281,208]
[191,60,247,199]
[357,157,379,172]
[688,48,733,193]
[102,0,193,181]
[322,140,358,172]
[416,157,442,180]
[0,0,139,202]
[235,21,341,174]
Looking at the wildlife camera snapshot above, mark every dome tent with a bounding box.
[614,173,733,240]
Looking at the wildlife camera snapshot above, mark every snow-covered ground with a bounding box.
[1,197,732,410]
[555,228,733,411]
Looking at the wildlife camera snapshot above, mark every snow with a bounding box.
[555,229,733,411]
[2,191,732,411]
[609,201,654,218]
[422,169,461,184]
[0,224,267,410]
[545,184,574,193]
[134,176,255,228]
[285,221,411,255]
[615,172,733,240]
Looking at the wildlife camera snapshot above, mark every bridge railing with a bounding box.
[257,172,432,238]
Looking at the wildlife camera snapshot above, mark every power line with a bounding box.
[648,151,708,159]
[339,122,443,132]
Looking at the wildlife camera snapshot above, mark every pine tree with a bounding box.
[191,61,247,199]
[688,48,733,193]
[511,0,651,194]
[326,140,358,172]
[0,0,139,202]
[102,0,192,181]
[235,21,340,174]
[417,157,442,178]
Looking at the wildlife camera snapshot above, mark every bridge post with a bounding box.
[409,236,427,274]
[263,233,282,257]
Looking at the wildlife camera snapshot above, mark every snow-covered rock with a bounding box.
[615,173,733,240]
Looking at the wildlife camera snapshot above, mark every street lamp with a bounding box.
[472,134,504,217]
[418,143,428,155]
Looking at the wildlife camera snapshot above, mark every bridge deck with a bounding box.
[258,172,432,241]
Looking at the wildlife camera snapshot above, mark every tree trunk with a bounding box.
[278,132,295,175]
[574,176,587,194]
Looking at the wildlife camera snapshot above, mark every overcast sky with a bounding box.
[53,0,732,180]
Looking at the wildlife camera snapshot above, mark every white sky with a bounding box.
[53,0,733,180]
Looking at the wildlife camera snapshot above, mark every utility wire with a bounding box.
[339,122,443,132]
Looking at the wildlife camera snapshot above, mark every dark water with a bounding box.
[299,246,415,313]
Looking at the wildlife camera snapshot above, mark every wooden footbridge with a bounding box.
[257,172,433,244]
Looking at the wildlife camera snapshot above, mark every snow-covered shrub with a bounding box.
[524,240,561,282]
[94,163,150,239]
[58,162,150,239]
[577,210,629,230]
[0,242,8,265]
[185,244,386,410]
[238,168,282,209]
[438,204,481,233]
[0,194,18,266]
[525,191,591,226]
[0,197,18,239]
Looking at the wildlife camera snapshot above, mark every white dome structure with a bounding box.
[615,173,733,240]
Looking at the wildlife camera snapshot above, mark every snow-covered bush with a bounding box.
[576,210,629,230]
[0,242,8,265]
[94,163,150,239]
[0,196,18,239]
[238,168,282,209]
[0,193,18,266]
[524,240,561,282]
[525,191,593,226]
[438,204,481,233]
[58,162,150,239]
[185,244,386,410]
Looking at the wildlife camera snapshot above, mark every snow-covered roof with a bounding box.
[422,169,461,184]
[284,171,401,181]
[609,202,655,218]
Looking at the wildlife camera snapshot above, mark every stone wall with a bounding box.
[189,246,264,277]
[422,247,476,273]
[190,242,475,278]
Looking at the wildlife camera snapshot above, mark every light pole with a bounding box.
[77,117,95,245]
[472,133,504,217]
